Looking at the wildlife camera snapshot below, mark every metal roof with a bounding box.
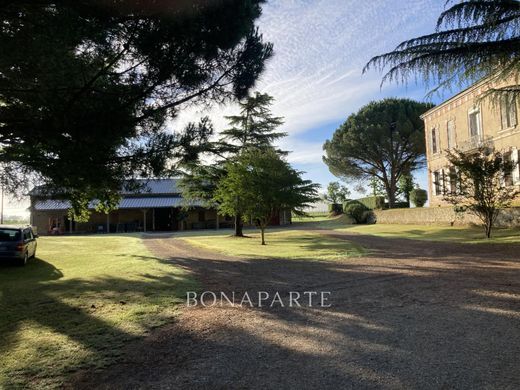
[33,196,204,211]
[30,178,180,196]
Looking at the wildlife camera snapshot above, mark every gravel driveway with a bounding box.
[71,231,520,389]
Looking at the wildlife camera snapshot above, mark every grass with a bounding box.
[181,229,366,260]
[336,224,520,244]
[0,234,196,389]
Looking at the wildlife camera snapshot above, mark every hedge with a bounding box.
[344,196,385,210]
[328,203,343,215]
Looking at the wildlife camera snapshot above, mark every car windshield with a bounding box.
[0,229,21,242]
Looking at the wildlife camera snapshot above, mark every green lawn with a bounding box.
[0,235,195,389]
[181,230,366,260]
[337,224,520,244]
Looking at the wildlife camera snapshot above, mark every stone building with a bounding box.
[421,75,519,206]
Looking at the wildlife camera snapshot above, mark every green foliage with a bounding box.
[398,173,415,204]
[410,188,428,207]
[328,203,343,215]
[323,98,432,208]
[345,196,385,210]
[345,203,368,224]
[388,201,410,209]
[444,147,520,238]
[220,92,287,155]
[214,147,319,244]
[365,0,520,99]
[0,1,272,215]
[181,92,287,237]
[325,181,351,204]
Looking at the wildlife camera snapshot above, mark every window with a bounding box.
[433,171,441,195]
[503,152,514,186]
[468,107,481,138]
[447,120,455,149]
[23,229,32,241]
[449,167,458,194]
[500,95,517,130]
[431,128,438,154]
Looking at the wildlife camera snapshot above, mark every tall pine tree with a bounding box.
[181,92,286,236]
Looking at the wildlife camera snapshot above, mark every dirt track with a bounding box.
[71,231,520,389]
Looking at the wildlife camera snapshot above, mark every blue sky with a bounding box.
[7,0,456,215]
[175,0,452,196]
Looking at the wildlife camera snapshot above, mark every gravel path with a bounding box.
[71,231,520,389]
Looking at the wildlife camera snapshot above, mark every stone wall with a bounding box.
[373,207,520,228]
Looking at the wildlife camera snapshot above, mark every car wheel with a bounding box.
[19,252,28,266]
[30,249,36,259]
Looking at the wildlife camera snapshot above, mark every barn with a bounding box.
[29,179,291,235]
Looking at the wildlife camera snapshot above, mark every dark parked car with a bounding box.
[0,225,38,266]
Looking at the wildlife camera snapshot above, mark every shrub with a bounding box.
[345,203,368,224]
[345,196,385,210]
[410,188,428,207]
[328,203,343,215]
[389,201,410,209]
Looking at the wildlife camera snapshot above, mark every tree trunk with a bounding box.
[485,216,493,239]
[234,214,243,237]
[386,186,396,208]
[261,226,266,245]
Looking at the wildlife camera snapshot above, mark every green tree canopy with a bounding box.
[219,92,286,155]
[0,1,272,216]
[214,147,319,245]
[324,182,351,204]
[365,0,520,98]
[323,98,433,208]
[181,92,285,236]
[444,147,519,238]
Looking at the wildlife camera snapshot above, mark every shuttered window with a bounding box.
[500,95,518,130]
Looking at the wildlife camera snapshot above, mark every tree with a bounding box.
[410,188,428,208]
[325,182,351,204]
[0,1,272,217]
[220,92,286,155]
[443,147,519,238]
[365,1,520,98]
[214,148,319,245]
[323,98,433,208]
[181,92,286,237]
[398,173,415,205]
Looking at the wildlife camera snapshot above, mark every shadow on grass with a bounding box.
[0,255,194,388]
[70,236,520,389]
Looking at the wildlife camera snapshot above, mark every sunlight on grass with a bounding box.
[0,235,196,388]
[337,224,520,244]
[181,230,366,260]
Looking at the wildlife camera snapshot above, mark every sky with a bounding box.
[6,0,456,217]
[173,0,450,195]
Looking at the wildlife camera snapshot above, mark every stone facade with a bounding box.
[421,75,520,207]
[374,207,520,228]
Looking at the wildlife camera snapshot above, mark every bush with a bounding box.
[410,188,428,207]
[328,203,343,215]
[345,203,368,224]
[345,196,385,210]
[388,201,410,209]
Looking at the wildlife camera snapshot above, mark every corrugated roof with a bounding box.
[33,196,204,211]
[30,178,180,196]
